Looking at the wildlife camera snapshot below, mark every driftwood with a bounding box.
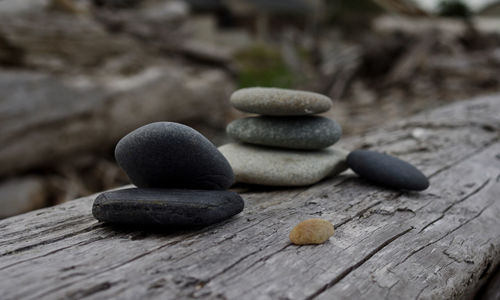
[0,7,237,177]
[319,41,363,100]
[0,68,234,176]
[0,13,139,69]
[0,94,500,299]
[0,7,229,70]
[385,32,436,84]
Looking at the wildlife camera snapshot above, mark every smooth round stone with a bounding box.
[218,143,348,186]
[92,188,244,226]
[115,122,234,190]
[226,116,341,150]
[289,219,335,245]
[230,87,332,116]
[347,149,429,191]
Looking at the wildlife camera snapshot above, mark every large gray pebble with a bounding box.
[218,143,348,186]
[227,116,341,149]
[230,87,332,115]
[115,122,234,190]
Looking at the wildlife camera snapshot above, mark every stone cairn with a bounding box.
[219,87,348,186]
[91,87,429,239]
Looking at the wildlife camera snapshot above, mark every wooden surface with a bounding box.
[1,94,500,300]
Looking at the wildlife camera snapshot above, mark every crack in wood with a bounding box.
[428,137,500,179]
[30,233,201,299]
[0,222,104,258]
[334,201,383,228]
[65,280,117,299]
[395,202,494,269]
[334,192,403,229]
[0,236,107,271]
[419,178,491,233]
[0,215,95,243]
[398,120,500,131]
[304,227,414,300]
[195,243,293,296]
[414,285,429,300]
[442,250,463,264]
[384,280,400,300]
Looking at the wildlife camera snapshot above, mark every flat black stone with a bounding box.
[115,122,234,190]
[92,188,244,227]
[347,150,429,191]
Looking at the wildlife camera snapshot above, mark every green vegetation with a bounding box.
[325,0,382,25]
[438,0,471,18]
[234,45,296,89]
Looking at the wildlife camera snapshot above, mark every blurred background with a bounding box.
[0,0,499,218]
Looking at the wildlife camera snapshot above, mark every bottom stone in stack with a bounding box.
[218,143,348,186]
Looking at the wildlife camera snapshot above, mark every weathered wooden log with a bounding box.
[0,67,234,176]
[0,6,229,70]
[0,13,140,69]
[0,94,499,299]
[385,31,436,84]
[0,176,47,218]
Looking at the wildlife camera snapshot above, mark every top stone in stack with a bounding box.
[219,87,348,186]
[230,87,332,116]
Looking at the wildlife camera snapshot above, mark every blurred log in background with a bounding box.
[1,0,500,218]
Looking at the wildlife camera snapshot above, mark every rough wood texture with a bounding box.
[1,94,500,300]
[0,13,139,68]
[0,68,234,176]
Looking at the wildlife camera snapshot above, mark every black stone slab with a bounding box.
[92,188,244,227]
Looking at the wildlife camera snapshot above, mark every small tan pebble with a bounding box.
[289,219,335,245]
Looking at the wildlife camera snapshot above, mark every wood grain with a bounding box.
[1,94,499,300]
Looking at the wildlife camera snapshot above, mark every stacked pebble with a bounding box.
[219,87,348,186]
[92,122,244,227]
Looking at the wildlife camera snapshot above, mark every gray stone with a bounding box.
[226,116,342,149]
[92,188,244,227]
[230,87,332,116]
[218,143,348,186]
[115,122,234,190]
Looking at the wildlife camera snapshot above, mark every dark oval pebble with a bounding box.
[115,122,234,190]
[347,150,429,191]
[92,188,244,227]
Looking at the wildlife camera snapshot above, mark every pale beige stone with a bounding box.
[289,219,335,245]
[218,143,348,186]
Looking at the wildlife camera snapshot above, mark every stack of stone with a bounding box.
[92,122,244,227]
[219,87,348,186]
